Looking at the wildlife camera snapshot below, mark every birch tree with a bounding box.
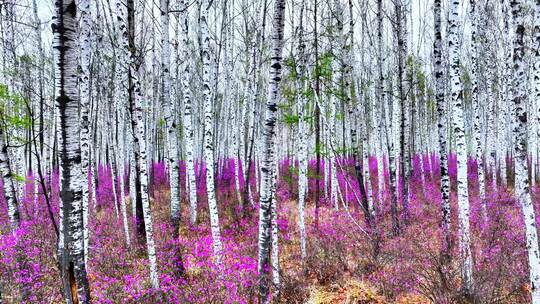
[161,0,181,237]
[395,0,410,222]
[79,0,92,267]
[126,0,159,289]
[0,116,19,229]
[469,0,486,219]
[434,0,451,256]
[114,0,132,248]
[176,0,198,225]
[448,0,473,296]
[296,1,307,260]
[512,0,540,301]
[52,0,91,301]
[201,0,224,264]
[533,0,540,182]
[258,0,286,301]
[376,0,385,208]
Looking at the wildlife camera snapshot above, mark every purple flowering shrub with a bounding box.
[0,155,537,303]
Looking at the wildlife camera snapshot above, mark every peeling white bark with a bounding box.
[52,0,91,301]
[512,1,540,302]
[161,0,181,235]
[296,4,307,260]
[258,0,285,301]
[201,0,224,264]
[179,0,198,225]
[449,0,473,294]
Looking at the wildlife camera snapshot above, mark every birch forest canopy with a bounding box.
[2,0,540,302]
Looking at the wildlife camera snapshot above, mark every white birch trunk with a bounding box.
[270,163,280,293]
[131,72,160,289]
[376,0,385,207]
[52,1,91,301]
[533,0,540,183]
[296,4,308,260]
[201,0,224,264]
[79,0,92,267]
[449,0,473,294]
[122,0,160,288]
[179,0,198,225]
[434,0,451,249]
[114,1,132,244]
[512,1,540,301]
[258,0,285,301]
[469,0,486,218]
[161,0,181,234]
[0,129,19,229]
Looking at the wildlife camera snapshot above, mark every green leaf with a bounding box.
[283,114,299,125]
[13,174,26,183]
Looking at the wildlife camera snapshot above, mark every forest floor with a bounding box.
[0,157,535,303]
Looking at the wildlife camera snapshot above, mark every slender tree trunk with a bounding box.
[162,0,185,277]
[434,0,451,257]
[296,2,307,260]
[395,1,410,223]
[258,0,285,301]
[512,1,540,302]
[500,0,512,188]
[0,122,19,229]
[161,0,181,236]
[469,0,486,220]
[124,0,146,242]
[79,0,92,268]
[200,0,224,264]
[126,0,159,289]
[178,0,198,225]
[130,53,160,290]
[270,164,280,295]
[114,0,133,248]
[31,0,46,170]
[115,144,131,248]
[313,0,321,228]
[385,69,400,235]
[533,0,540,184]
[449,0,473,296]
[52,1,91,302]
[376,0,386,209]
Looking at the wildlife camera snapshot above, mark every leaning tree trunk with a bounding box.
[258,0,285,302]
[200,0,224,264]
[512,1,540,302]
[52,1,91,302]
[449,0,473,297]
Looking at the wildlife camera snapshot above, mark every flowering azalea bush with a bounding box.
[0,155,536,303]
